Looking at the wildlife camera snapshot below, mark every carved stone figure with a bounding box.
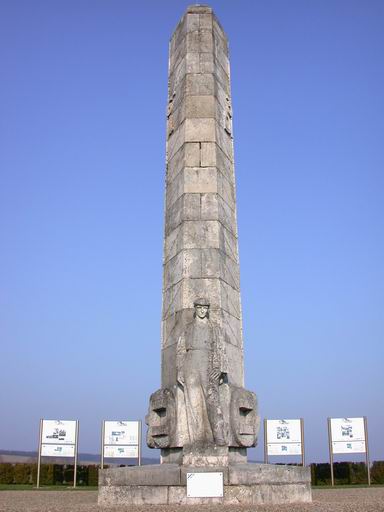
[177,298,228,447]
[229,386,259,447]
[146,388,176,449]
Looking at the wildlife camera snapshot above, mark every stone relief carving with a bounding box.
[146,388,176,449]
[176,297,228,447]
[229,386,259,447]
[167,91,176,138]
[224,95,232,135]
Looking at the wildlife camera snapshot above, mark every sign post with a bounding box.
[328,417,370,486]
[101,420,141,469]
[37,419,78,488]
[264,418,305,466]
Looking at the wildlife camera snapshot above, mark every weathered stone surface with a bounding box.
[98,464,312,505]
[98,485,168,506]
[99,464,180,486]
[228,463,311,485]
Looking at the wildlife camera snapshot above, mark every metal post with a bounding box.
[101,420,105,470]
[364,416,371,486]
[138,420,142,466]
[327,418,334,486]
[73,420,79,488]
[264,419,268,464]
[301,418,305,467]
[36,419,43,488]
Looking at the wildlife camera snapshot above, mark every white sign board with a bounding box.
[42,420,77,445]
[332,440,366,454]
[267,442,302,455]
[103,445,139,458]
[104,421,139,445]
[267,419,302,443]
[187,472,223,498]
[41,443,75,457]
[330,418,365,443]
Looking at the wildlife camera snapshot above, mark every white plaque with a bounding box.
[332,440,366,454]
[330,418,365,443]
[104,421,139,445]
[267,442,302,455]
[103,445,138,458]
[266,419,302,443]
[42,420,77,445]
[187,472,223,498]
[41,443,75,457]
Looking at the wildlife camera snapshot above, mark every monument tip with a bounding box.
[186,4,213,14]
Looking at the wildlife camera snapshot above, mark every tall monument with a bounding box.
[146,3,258,466]
[99,5,311,505]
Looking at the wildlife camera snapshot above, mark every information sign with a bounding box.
[101,420,141,468]
[330,418,365,443]
[267,442,302,456]
[264,419,304,464]
[103,445,139,458]
[41,444,75,457]
[187,472,223,498]
[42,420,77,445]
[104,421,139,445]
[328,417,370,486]
[37,419,79,488]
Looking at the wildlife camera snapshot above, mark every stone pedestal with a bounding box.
[98,463,312,505]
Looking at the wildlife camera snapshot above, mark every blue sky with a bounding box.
[1,0,383,464]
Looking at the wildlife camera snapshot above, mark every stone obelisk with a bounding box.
[146,4,259,466]
[98,6,312,505]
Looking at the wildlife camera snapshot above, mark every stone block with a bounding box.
[219,224,239,261]
[183,277,221,310]
[185,118,216,142]
[218,195,237,235]
[161,344,178,386]
[167,122,185,160]
[180,465,229,485]
[217,170,236,210]
[162,280,183,319]
[228,463,311,485]
[184,167,218,194]
[200,142,216,167]
[98,485,168,506]
[185,73,215,96]
[224,342,244,387]
[220,280,241,319]
[199,13,213,30]
[164,224,183,262]
[221,309,243,348]
[185,95,215,118]
[168,486,222,505]
[186,52,200,73]
[183,220,220,249]
[162,308,194,348]
[200,52,215,74]
[99,464,180,487]
[216,121,233,160]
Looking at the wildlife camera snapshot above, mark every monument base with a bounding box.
[98,463,312,506]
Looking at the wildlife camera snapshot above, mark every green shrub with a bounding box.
[87,465,99,486]
[371,461,384,484]
[0,464,14,484]
[13,464,32,484]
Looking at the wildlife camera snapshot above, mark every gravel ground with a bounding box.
[0,488,383,512]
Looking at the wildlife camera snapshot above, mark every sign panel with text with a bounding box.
[104,421,139,446]
[42,420,77,445]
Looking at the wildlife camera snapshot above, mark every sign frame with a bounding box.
[264,418,305,466]
[36,419,79,488]
[100,420,142,468]
[327,417,370,486]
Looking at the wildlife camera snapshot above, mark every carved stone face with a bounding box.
[230,387,260,448]
[195,304,209,319]
[146,388,176,449]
